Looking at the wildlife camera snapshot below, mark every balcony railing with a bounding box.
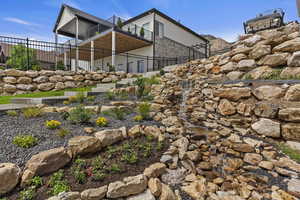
[121,23,153,41]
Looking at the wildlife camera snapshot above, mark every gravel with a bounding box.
[0,110,159,168]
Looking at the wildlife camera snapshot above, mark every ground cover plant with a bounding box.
[6,136,168,200]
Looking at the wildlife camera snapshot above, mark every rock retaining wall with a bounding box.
[0,69,138,95]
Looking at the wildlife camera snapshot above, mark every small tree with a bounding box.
[117,18,123,29]
[140,27,145,38]
[6,44,38,70]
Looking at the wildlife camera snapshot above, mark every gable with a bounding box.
[56,7,76,31]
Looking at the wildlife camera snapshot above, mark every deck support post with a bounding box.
[75,17,79,72]
[112,30,116,69]
[91,40,94,72]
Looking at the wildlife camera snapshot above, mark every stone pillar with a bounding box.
[112,30,116,68]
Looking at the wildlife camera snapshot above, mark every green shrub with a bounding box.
[13,135,38,148]
[6,110,18,116]
[32,65,41,71]
[105,91,115,100]
[48,170,64,187]
[87,96,96,102]
[92,157,104,170]
[22,107,43,118]
[68,105,93,124]
[121,151,138,164]
[137,102,151,120]
[115,90,129,100]
[263,69,283,80]
[18,187,36,200]
[57,128,70,138]
[92,171,106,181]
[160,69,165,76]
[133,115,143,122]
[134,77,146,98]
[107,164,121,173]
[51,181,70,196]
[102,107,127,120]
[30,176,43,188]
[72,169,87,184]
[76,92,85,103]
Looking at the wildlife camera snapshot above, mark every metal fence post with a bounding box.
[126,53,129,73]
[26,38,29,70]
[146,56,149,72]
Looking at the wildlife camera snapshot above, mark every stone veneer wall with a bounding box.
[0,69,137,95]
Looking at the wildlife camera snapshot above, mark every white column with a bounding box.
[91,41,94,72]
[112,30,116,68]
[75,17,79,72]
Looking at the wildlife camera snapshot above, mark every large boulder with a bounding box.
[3,84,17,93]
[0,163,21,195]
[226,71,244,80]
[285,84,300,101]
[25,147,72,176]
[143,163,166,178]
[38,83,55,91]
[280,67,300,79]
[279,108,300,122]
[68,136,101,156]
[218,99,236,116]
[287,178,300,198]
[258,53,289,67]
[253,85,284,100]
[273,37,300,53]
[251,118,281,138]
[81,185,107,200]
[246,66,273,79]
[249,45,271,60]
[220,62,238,73]
[238,59,256,71]
[282,123,300,142]
[94,129,124,147]
[288,51,300,67]
[126,189,155,200]
[159,183,177,200]
[5,69,25,77]
[181,179,206,200]
[243,35,262,47]
[254,102,279,118]
[3,76,17,84]
[107,174,148,198]
[33,76,49,83]
[213,88,251,101]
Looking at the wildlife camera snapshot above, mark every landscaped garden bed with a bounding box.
[5,135,168,200]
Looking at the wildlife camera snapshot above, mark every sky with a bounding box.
[0,0,298,42]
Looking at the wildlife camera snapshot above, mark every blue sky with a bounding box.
[0,0,298,42]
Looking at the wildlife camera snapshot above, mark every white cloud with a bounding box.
[3,17,39,26]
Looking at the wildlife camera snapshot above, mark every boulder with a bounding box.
[249,45,271,60]
[231,54,247,62]
[279,108,300,122]
[220,62,237,73]
[253,85,284,100]
[49,75,65,83]
[68,136,101,156]
[148,178,162,197]
[25,71,39,78]
[238,59,256,71]
[282,123,300,142]
[273,37,300,53]
[244,153,263,165]
[213,88,251,101]
[226,71,244,80]
[128,125,143,138]
[251,118,281,138]
[5,69,25,77]
[285,84,300,101]
[258,53,289,67]
[33,76,49,83]
[143,163,166,178]
[126,189,155,200]
[159,183,176,200]
[107,174,148,198]
[38,83,55,91]
[3,84,17,93]
[3,77,17,84]
[81,185,107,200]
[246,66,273,79]
[280,67,300,79]
[218,99,236,116]
[0,163,21,195]
[181,179,206,199]
[243,35,262,47]
[95,129,123,147]
[288,51,300,67]
[254,102,279,118]
[287,178,300,198]
[25,147,72,176]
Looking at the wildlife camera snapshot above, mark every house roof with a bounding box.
[53,4,113,33]
[123,8,209,43]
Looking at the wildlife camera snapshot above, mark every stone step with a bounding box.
[116,78,137,88]
[11,96,69,105]
[0,104,34,115]
[92,83,116,93]
[64,91,88,97]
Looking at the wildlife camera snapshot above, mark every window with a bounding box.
[142,22,150,30]
[155,20,164,38]
[137,60,145,73]
[128,62,134,73]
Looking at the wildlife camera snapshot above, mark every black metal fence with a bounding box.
[0,35,207,72]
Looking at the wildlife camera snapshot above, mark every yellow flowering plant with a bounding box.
[133,115,143,122]
[96,117,108,127]
[45,120,62,129]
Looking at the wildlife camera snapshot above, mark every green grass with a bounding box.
[278,143,300,163]
[0,86,95,104]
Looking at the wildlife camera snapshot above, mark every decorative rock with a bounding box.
[254,102,279,118]
[126,189,155,200]
[238,59,256,71]
[106,174,148,198]
[287,178,300,198]
[33,76,49,83]
[181,179,206,200]
[279,108,300,122]
[81,185,107,200]
[95,129,123,147]
[233,144,254,153]
[231,54,247,62]
[160,183,176,200]
[253,85,284,100]
[38,83,55,91]
[288,51,300,67]
[244,153,263,165]
[148,178,162,197]
[286,141,300,151]
[20,169,35,188]
[246,66,273,79]
[0,163,21,195]
[249,44,271,60]
[273,37,300,53]
[258,53,289,67]
[25,147,72,176]
[280,67,300,78]
[17,77,32,84]
[282,123,300,142]
[251,118,281,138]
[128,125,143,138]
[218,99,236,116]
[144,163,166,178]
[68,136,101,156]
[3,77,17,84]
[214,88,251,101]
[3,84,17,93]
[284,84,300,101]
[259,161,274,170]
[220,62,238,73]
[5,69,25,76]
[226,71,244,80]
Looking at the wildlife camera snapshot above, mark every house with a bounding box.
[53,4,209,73]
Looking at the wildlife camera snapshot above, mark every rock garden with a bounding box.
[1,22,300,200]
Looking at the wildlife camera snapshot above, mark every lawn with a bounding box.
[0,86,95,104]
